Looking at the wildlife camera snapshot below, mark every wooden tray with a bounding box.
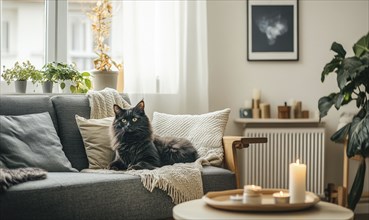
[203,188,320,212]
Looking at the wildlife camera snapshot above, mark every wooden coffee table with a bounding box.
[173,199,354,220]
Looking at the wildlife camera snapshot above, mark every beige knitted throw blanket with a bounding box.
[87,88,131,118]
[85,89,207,204]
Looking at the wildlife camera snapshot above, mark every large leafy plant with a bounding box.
[318,32,369,210]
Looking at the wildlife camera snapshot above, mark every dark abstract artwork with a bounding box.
[247,0,298,61]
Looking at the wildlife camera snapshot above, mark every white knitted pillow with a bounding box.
[152,109,231,166]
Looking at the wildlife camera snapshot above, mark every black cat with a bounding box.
[109,100,198,170]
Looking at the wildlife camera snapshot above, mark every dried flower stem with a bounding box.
[87,0,121,71]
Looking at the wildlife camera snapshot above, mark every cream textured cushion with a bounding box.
[75,115,115,169]
[151,109,231,166]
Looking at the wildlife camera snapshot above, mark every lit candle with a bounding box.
[289,159,306,203]
[244,184,262,194]
[252,89,261,100]
[273,191,290,204]
[243,185,262,204]
[229,194,243,202]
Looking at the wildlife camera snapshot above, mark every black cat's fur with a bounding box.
[109,100,198,170]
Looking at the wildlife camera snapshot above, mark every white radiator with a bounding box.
[240,128,325,196]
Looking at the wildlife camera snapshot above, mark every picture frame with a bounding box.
[247,0,299,61]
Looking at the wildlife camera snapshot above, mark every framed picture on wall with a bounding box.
[247,0,299,61]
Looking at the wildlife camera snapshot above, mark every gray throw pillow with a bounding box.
[0,112,77,172]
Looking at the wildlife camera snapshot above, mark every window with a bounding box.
[1,21,9,53]
[68,1,95,70]
[0,0,178,94]
[0,0,46,70]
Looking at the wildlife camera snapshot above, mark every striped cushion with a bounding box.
[152,109,230,166]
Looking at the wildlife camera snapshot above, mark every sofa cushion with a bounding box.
[0,95,58,132]
[51,95,92,170]
[0,166,235,220]
[152,109,231,166]
[0,112,76,172]
[75,115,115,169]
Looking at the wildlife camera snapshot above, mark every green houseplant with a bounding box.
[39,62,61,93]
[87,0,122,91]
[1,61,42,93]
[44,62,92,93]
[318,32,369,210]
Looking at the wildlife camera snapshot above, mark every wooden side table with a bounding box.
[173,199,354,220]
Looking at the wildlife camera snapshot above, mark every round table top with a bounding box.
[173,199,354,220]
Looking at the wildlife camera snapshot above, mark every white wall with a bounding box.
[207,0,369,196]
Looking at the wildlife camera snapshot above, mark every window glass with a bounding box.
[1,0,46,70]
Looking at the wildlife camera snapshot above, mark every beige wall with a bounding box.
[207,0,369,191]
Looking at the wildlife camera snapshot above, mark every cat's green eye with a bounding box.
[132,117,138,122]
[121,119,127,124]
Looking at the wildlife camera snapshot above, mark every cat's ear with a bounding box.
[113,104,124,115]
[135,100,145,112]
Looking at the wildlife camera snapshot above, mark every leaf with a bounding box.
[331,123,350,143]
[347,109,369,157]
[348,159,366,210]
[318,94,336,119]
[331,42,346,58]
[81,72,90,77]
[353,32,369,57]
[337,57,362,89]
[60,82,65,89]
[85,79,92,89]
[335,93,345,110]
[321,57,341,82]
[70,85,76,93]
[356,92,366,108]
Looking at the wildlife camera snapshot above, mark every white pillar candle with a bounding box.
[252,89,261,100]
[289,159,306,203]
[244,100,252,108]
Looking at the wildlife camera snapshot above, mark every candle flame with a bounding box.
[252,185,255,189]
[279,191,283,196]
[296,159,300,164]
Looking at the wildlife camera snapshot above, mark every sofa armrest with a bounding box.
[222,136,268,188]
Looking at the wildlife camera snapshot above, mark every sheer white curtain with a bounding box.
[122,0,208,116]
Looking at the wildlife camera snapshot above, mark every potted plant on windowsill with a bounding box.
[39,62,60,93]
[40,62,91,93]
[87,0,122,91]
[42,62,92,93]
[318,32,369,210]
[1,61,42,93]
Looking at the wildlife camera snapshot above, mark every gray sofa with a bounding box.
[0,94,237,220]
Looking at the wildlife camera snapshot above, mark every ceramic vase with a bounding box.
[91,70,118,91]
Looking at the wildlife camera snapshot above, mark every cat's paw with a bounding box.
[127,164,141,170]
[108,165,119,171]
